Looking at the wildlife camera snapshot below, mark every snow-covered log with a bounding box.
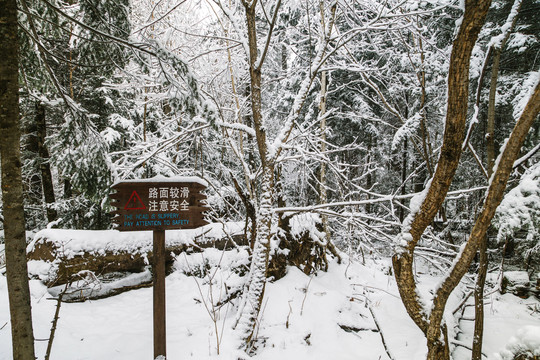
[26,222,246,286]
[500,271,539,299]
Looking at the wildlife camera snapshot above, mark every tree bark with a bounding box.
[366,135,373,215]
[0,0,37,358]
[400,133,408,223]
[392,0,492,358]
[235,0,274,348]
[244,2,267,169]
[319,70,330,241]
[35,102,57,223]
[473,3,521,358]
[472,235,488,360]
[22,111,41,206]
[417,33,433,178]
[427,77,539,360]
[235,168,273,349]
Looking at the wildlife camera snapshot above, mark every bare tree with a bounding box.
[232,0,338,348]
[392,2,540,360]
[392,0,492,358]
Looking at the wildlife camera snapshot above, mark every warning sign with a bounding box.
[110,177,208,231]
[124,190,146,210]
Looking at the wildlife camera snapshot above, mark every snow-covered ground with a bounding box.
[0,250,539,360]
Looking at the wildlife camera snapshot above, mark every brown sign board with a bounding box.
[110,177,209,231]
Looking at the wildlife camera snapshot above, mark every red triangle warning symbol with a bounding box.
[124,190,146,210]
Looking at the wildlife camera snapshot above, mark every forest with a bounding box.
[0,0,539,359]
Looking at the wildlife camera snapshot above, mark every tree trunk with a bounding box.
[473,3,522,358]
[235,168,273,349]
[35,102,57,223]
[0,0,37,358]
[485,57,498,176]
[319,70,330,240]
[472,235,488,360]
[22,110,42,207]
[366,135,373,214]
[245,4,268,169]
[392,1,492,358]
[400,136,408,223]
[63,179,72,198]
[417,34,433,178]
[428,77,539,360]
[426,323,450,360]
[235,1,273,348]
[317,69,340,265]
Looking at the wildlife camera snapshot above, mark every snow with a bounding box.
[494,325,540,359]
[112,175,208,187]
[503,271,530,285]
[108,113,134,130]
[1,251,539,359]
[100,127,122,145]
[0,243,4,269]
[27,222,243,260]
[408,1,419,11]
[47,270,153,302]
[513,70,539,121]
[289,213,325,243]
[207,120,256,137]
[0,257,419,360]
[494,161,540,243]
[250,264,422,360]
[489,0,523,50]
[455,292,540,359]
[27,260,58,284]
[507,33,535,54]
[392,113,422,151]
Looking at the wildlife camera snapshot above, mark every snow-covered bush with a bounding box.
[494,325,540,360]
[494,162,540,261]
[174,247,250,282]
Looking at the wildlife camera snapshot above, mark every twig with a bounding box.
[184,249,229,355]
[250,297,269,353]
[452,290,473,315]
[352,283,400,299]
[300,275,314,316]
[45,283,69,360]
[286,300,293,328]
[451,340,488,358]
[369,307,395,360]
[0,322,7,331]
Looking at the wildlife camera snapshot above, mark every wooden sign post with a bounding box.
[110,176,208,359]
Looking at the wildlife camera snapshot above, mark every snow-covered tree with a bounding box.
[495,161,540,264]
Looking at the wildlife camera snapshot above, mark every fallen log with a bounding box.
[27,222,246,287]
[501,270,540,299]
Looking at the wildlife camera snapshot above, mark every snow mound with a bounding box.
[494,325,540,360]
